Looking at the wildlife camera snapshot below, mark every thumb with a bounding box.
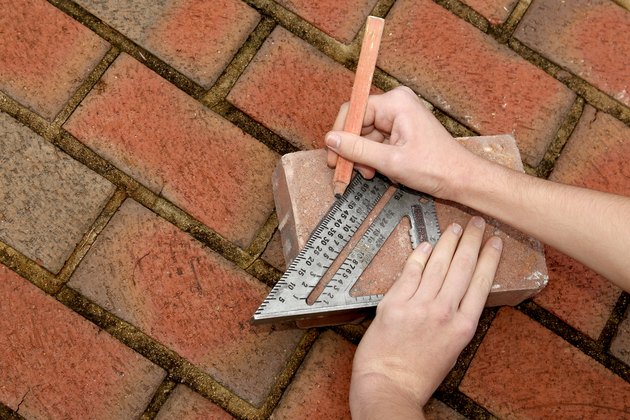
[325,131,390,172]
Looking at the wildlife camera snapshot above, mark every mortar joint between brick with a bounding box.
[55,188,127,285]
[431,0,489,33]
[0,401,24,420]
[535,96,585,179]
[245,212,279,258]
[255,328,321,418]
[51,47,121,132]
[242,0,356,65]
[488,0,532,44]
[139,377,178,420]
[0,91,50,138]
[369,0,398,20]
[434,389,496,419]
[212,101,300,155]
[598,292,630,352]
[0,241,60,294]
[202,17,277,108]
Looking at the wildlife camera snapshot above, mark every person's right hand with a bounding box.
[326,86,484,200]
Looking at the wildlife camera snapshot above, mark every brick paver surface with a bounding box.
[0,264,165,418]
[0,0,109,120]
[515,0,630,107]
[275,0,379,43]
[271,331,354,419]
[0,112,115,273]
[534,105,630,338]
[0,0,628,418]
[68,200,303,406]
[228,28,380,151]
[65,54,278,248]
[460,308,630,417]
[378,0,575,166]
[155,386,234,419]
[462,0,518,25]
[75,0,260,88]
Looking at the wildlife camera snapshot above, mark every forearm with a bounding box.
[450,157,630,291]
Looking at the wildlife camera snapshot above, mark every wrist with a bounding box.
[350,372,427,419]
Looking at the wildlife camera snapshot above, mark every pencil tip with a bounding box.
[334,182,347,198]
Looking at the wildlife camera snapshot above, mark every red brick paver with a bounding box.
[275,0,379,43]
[75,0,259,88]
[271,331,354,419]
[228,28,380,151]
[65,54,278,248]
[156,386,234,419]
[378,0,575,166]
[462,0,518,25]
[68,200,303,406]
[0,0,109,120]
[0,112,115,273]
[515,0,630,107]
[534,106,630,338]
[0,264,165,419]
[460,308,630,418]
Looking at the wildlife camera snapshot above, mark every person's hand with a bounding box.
[326,86,484,200]
[349,216,503,419]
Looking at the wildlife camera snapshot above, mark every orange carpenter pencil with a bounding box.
[333,16,385,197]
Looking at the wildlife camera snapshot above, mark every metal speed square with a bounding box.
[252,174,441,326]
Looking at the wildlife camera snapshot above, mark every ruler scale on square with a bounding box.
[252,175,441,325]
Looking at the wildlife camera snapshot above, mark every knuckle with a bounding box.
[431,304,454,325]
[392,86,419,103]
[384,150,404,175]
[455,317,477,339]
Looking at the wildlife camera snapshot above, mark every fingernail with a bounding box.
[419,242,432,254]
[326,133,341,149]
[472,216,485,229]
[451,223,462,235]
[490,236,503,251]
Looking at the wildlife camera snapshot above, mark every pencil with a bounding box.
[333,16,385,197]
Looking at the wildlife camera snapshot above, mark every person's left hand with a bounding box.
[349,216,503,418]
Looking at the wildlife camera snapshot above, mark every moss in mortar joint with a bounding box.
[536,96,585,179]
[598,292,630,351]
[139,377,177,420]
[55,188,127,286]
[203,17,277,108]
[0,242,59,294]
[0,402,24,420]
[51,47,120,130]
[246,259,282,288]
[432,0,489,33]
